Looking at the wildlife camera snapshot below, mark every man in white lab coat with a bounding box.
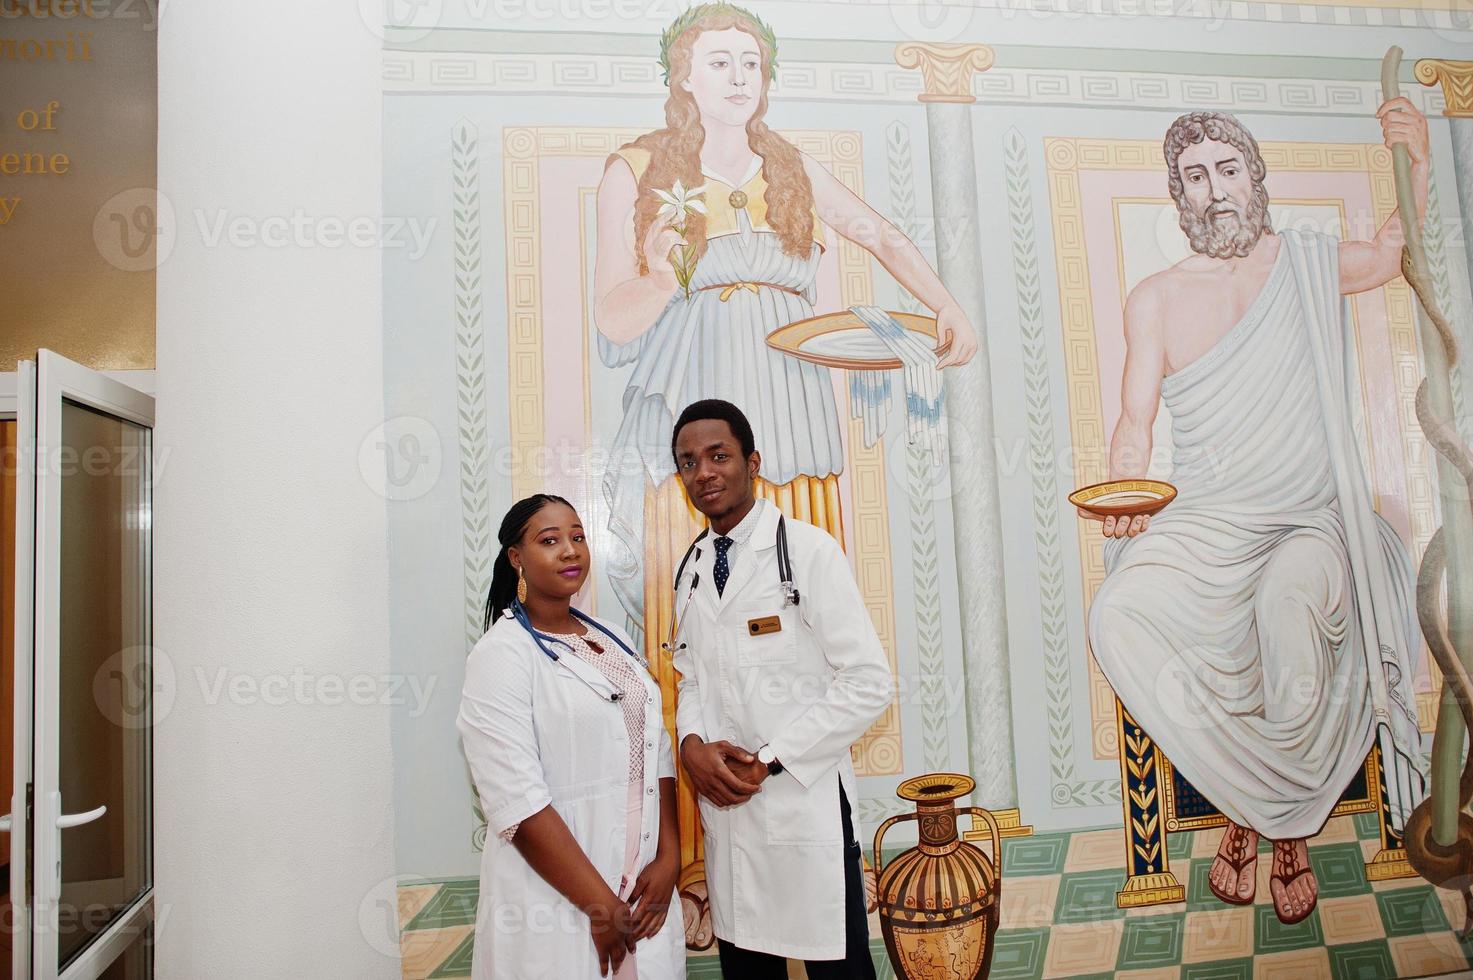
[668,399,893,978]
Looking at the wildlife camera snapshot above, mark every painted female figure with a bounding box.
[594,1,975,636]
[592,2,977,938]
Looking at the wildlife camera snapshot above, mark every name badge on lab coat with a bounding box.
[747,615,782,637]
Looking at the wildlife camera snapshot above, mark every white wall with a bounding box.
[154,2,397,976]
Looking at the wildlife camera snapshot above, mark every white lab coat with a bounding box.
[457,611,686,980]
[670,500,893,959]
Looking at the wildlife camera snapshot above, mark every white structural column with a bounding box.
[156,2,399,976]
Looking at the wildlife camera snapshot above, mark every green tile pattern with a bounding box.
[1187,855,1249,912]
[1353,811,1381,841]
[684,956,725,979]
[1254,901,1324,953]
[1003,833,1069,877]
[991,927,1050,980]
[1182,958,1253,980]
[1377,886,1450,937]
[1307,842,1370,899]
[1116,914,1183,970]
[397,823,1471,978]
[1055,869,1128,924]
[404,878,479,931]
[426,932,474,978]
[1326,938,1396,980]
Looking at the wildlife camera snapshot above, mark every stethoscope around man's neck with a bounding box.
[510,600,647,703]
[662,511,800,655]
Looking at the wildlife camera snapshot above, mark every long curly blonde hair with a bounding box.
[624,8,814,275]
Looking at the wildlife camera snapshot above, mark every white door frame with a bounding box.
[30,351,155,980]
[6,363,34,980]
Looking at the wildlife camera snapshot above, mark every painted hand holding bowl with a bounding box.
[1069,479,1177,521]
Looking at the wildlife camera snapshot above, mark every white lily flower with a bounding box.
[648,180,707,299]
[651,181,708,222]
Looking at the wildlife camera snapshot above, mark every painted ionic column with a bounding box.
[895,42,1020,815]
[1418,61,1473,344]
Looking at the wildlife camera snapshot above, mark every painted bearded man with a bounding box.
[1088,100,1430,924]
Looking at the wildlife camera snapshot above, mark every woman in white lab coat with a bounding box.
[457,493,686,980]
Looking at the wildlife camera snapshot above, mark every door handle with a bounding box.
[48,793,108,893]
[57,804,106,829]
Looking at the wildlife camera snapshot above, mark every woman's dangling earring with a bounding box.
[516,565,528,604]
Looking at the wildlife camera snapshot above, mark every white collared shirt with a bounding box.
[711,498,763,593]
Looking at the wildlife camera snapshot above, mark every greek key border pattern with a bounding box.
[503,128,552,501]
[385,53,1444,119]
[1042,138,1111,767]
[740,0,1473,20]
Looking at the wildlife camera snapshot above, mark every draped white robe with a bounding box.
[1088,229,1426,839]
[598,232,844,628]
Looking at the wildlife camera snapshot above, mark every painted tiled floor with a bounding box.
[400,813,1473,978]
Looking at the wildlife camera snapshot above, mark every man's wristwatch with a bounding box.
[757,743,783,777]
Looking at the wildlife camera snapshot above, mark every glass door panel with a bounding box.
[55,400,151,970]
[27,352,154,980]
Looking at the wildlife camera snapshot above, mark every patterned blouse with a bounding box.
[498,629,648,842]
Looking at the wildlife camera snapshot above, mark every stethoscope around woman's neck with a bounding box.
[509,600,647,703]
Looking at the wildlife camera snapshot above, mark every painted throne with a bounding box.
[1113,697,1417,908]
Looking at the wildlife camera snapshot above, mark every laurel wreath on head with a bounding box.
[658,2,779,86]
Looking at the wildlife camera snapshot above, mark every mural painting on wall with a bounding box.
[589,1,985,952]
[1077,99,1434,925]
[416,0,1473,972]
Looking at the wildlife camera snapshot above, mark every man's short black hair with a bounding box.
[671,399,757,463]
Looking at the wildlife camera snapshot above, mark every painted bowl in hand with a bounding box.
[1069,479,1177,520]
[766,310,943,370]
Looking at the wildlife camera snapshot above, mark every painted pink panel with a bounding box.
[533,156,607,611]
[538,155,601,511]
